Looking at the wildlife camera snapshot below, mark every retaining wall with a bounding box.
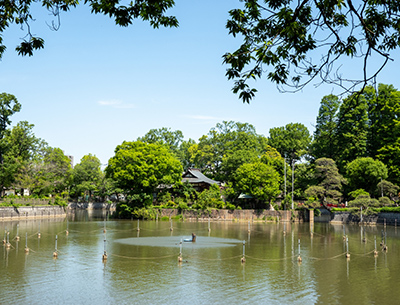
[316,209,400,225]
[0,206,66,221]
[159,209,307,222]
[68,202,117,210]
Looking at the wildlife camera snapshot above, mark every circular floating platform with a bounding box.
[115,236,243,248]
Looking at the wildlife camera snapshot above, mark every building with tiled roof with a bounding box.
[182,168,221,192]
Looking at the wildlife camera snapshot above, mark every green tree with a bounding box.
[0,93,21,164]
[366,84,400,183]
[377,180,399,201]
[234,161,280,207]
[189,121,268,183]
[305,158,345,206]
[178,138,196,171]
[0,0,178,59]
[137,127,184,155]
[345,157,388,195]
[31,147,72,196]
[335,92,369,171]
[223,0,400,102]
[71,154,103,200]
[105,141,182,206]
[268,123,311,164]
[192,184,225,210]
[3,121,48,195]
[311,95,340,160]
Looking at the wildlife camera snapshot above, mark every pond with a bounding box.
[1,211,399,304]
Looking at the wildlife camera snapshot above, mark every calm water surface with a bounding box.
[1,212,399,305]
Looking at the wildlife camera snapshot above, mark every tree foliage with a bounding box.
[31,147,72,196]
[0,93,21,163]
[346,157,388,194]
[311,95,340,160]
[0,0,178,59]
[137,127,183,154]
[71,154,104,199]
[105,141,182,204]
[234,161,281,204]
[268,122,311,164]
[223,0,400,102]
[366,84,400,183]
[189,121,268,183]
[305,158,345,205]
[335,92,369,170]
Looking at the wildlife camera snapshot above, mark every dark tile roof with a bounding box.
[182,168,221,185]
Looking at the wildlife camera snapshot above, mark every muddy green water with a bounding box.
[1,212,399,305]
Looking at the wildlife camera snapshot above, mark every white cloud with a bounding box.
[97,100,135,109]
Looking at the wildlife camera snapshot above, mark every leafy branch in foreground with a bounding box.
[224,0,400,102]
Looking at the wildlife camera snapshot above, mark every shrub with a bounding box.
[378,196,392,206]
[54,196,67,207]
[224,202,236,210]
[192,185,225,210]
[116,203,133,218]
[348,189,369,199]
[348,194,379,208]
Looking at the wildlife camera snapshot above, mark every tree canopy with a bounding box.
[346,157,388,194]
[0,0,178,59]
[268,122,311,164]
[105,141,182,204]
[71,154,104,199]
[223,0,400,102]
[2,1,400,102]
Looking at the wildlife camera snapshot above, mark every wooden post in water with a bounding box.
[24,232,29,253]
[38,222,41,238]
[297,239,302,263]
[53,235,58,258]
[178,239,183,263]
[16,224,20,241]
[248,221,251,234]
[383,231,388,252]
[374,236,378,256]
[362,226,366,243]
[137,219,140,232]
[343,225,346,240]
[208,217,211,232]
[170,218,173,232]
[6,231,10,249]
[66,219,69,235]
[241,240,246,263]
[345,236,350,259]
[102,233,107,261]
[103,219,106,233]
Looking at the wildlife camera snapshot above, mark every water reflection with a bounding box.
[2,213,400,304]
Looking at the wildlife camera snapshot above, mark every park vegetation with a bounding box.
[1,84,400,218]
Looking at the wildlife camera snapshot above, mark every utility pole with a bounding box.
[284,157,287,207]
[291,159,294,210]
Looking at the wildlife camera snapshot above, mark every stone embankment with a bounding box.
[316,209,400,225]
[68,202,117,210]
[159,209,309,222]
[0,206,66,221]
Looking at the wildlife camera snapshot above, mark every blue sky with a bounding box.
[1,0,399,167]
